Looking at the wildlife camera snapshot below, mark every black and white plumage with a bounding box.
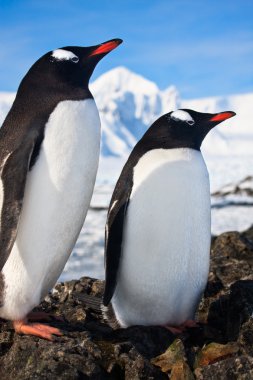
[0,38,122,338]
[103,109,235,328]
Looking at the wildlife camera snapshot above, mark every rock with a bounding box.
[170,360,195,380]
[152,338,195,379]
[194,342,238,368]
[1,226,253,378]
[212,176,253,209]
[194,356,253,380]
[0,277,171,380]
[151,338,186,372]
[210,230,253,288]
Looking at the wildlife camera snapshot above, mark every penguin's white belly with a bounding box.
[1,99,100,320]
[112,148,211,327]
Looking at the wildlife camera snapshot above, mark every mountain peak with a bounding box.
[91,66,159,96]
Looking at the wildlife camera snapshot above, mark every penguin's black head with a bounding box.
[147,109,236,150]
[18,38,122,99]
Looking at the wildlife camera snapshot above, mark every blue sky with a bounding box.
[1,0,253,98]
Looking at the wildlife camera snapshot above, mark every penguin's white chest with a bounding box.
[1,99,100,320]
[112,148,211,327]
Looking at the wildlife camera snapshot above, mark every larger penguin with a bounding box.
[103,109,235,330]
[0,38,122,339]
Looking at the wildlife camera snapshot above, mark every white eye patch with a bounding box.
[51,49,79,63]
[171,110,195,125]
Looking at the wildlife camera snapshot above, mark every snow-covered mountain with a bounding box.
[0,66,252,158]
[90,66,179,158]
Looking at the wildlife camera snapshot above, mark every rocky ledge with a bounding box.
[1,227,253,379]
[212,176,253,208]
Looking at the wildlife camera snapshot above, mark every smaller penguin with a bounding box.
[103,109,236,331]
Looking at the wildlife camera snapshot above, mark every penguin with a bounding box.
[0,38,122,340]
[103,109,235,331]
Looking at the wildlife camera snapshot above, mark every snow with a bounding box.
[0,92,15,124]
[211,206,253,236]
[181,93,253,156]
[61,208,107,281]
[239,177,253,190]
[1,66,253,281]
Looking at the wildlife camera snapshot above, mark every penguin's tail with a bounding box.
[76,293,121,329]
[76,293,102,313]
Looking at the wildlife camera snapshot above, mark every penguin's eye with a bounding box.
[71,56,79,63]
[186,119,195,126]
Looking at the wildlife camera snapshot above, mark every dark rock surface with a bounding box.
[1,226,253,379]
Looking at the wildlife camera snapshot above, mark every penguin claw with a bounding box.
[13,319,63,341]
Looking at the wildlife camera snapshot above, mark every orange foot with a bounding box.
[163,320,198,334]
[13,319,63,341]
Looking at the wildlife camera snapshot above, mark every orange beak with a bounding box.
[89,39,122,57]
[209,111,236,122]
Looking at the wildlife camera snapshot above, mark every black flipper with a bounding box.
[103,166,133,306]
[0,136,35,271]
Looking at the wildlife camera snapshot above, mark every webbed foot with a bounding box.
[13,319,63,341]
